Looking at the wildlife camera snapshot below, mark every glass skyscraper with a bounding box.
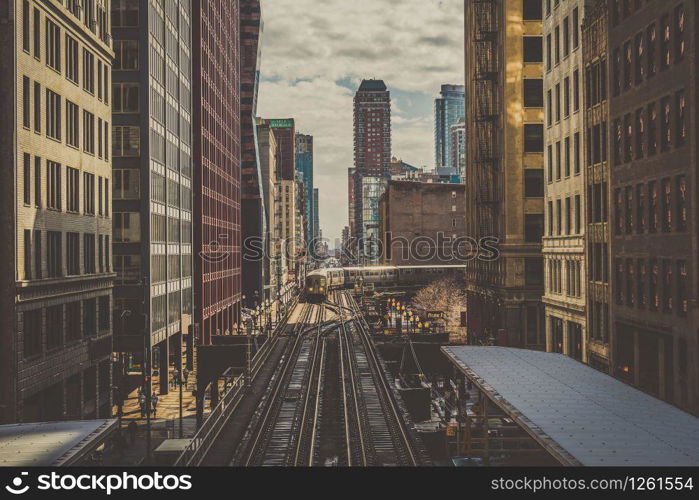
[434,84,465,170]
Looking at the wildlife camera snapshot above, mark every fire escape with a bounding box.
[472,0,502,287]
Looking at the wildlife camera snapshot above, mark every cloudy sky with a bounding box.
[257,0,465,243]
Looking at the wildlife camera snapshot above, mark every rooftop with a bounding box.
[442,346,699,466]
[358,79,387,92]
[0,419,117,466]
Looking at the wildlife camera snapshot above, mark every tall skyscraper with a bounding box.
[256,119,280,296]
[240,0,264,306]
[350,79,391,249]
[543,1,590,363]
[295,133,314,248]
[464,0,545,347]
[434,84,465,170]
[0,0,114,423]
[193,0,241,344]
[111,0,193,396]
[607,0,698,414]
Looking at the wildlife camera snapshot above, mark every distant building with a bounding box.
[450,119,466,181]
[361,176,388,265]
[277,180,300,278]
[0,0,114,422]
[295,134,314,248]
[256,120,280,297]
[434,84,465,170]
[269,119,296,181]
[350,79,391,251]
[379,181,466,266]
[312,188,320,243]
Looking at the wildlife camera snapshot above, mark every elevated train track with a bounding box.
[230,293,428,467]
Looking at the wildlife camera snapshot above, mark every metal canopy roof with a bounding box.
[442,346,699,466]
[0,419,117,466]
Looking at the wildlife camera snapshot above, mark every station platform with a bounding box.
[442,346,699,466]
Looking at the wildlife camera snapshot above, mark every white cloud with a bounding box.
[257,0,464,242]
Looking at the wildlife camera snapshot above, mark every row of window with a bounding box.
[547,133,581,182]
[615,257,689,316]
[23,155,110,217]
[613,175,689,236]
[611,5,686,97]
[612,91,687,165]
[22,296,110,359]
[546,70,581,125]
[548,258,583,298]
[547,195,582,236]
[22,229,111,281]
[21,78,110,160]
[545,6,581,72]
[21,2,110,102]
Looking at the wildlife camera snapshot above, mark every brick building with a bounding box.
[607,0,698,414]
[379,181,466,266]
[0,0,114,422]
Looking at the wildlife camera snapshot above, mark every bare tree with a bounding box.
[413,277,467,341]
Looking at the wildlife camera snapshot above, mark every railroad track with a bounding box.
[338,290,424,466]
[233,294,426,467]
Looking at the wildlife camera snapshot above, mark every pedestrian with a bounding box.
[138,392,146,418]
[151,392,159,419]
[182,368,189,387]
[172,367,180,388]
[127,420,138,446]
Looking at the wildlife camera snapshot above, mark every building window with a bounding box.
[547,201,554,235]
[112,126,140,156]
[83,49,95,94]
[47,231,62,277]
[572,7,579,49]
[522,0,542,20]
[45,19,61,71]
[83,172,95,215]
[523,79,543,107]
[84,234,95,274]
[625,186,634,234]
[554,26,560,65]
[114,212,141,243]
[113,40,139,70]
[574,195,581,234]
[546,34,552,71]
[649,259,659,310]
[523,36,543,63]
[66,232,80,275]
[662,259,673,313]
[47,161,62,210]
[563,77,570,117]
[66,100,80,148]
[525,258,543,286]
[22,0,30,51]
[83,299,97,337]
[525,214,544,243]
[573,132,580,174]
[661,177,672,232]
[66,167,79,213]
[556,199,562,235]
[22,76,31,128]
[23,153,31,205]
[677,260,688,316]
[46,305,63,350]
[636,184,646,233]
[112,83,140,113]
[524,124,543,153]
[111,0,139,27]
[546,89,553,126]
[46,89,62,140]
[23,309,43,358]
[674,4,686,62]
[675,89,686,147]
[555,141,561,180]
[555,83,561,122]
[564,137,570,177]
[676,175,688,232]
[83,110,95,154]
[660,14,671,70]
[65,35,79,84]
[524,169,544,197]
[34,157,42,208]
